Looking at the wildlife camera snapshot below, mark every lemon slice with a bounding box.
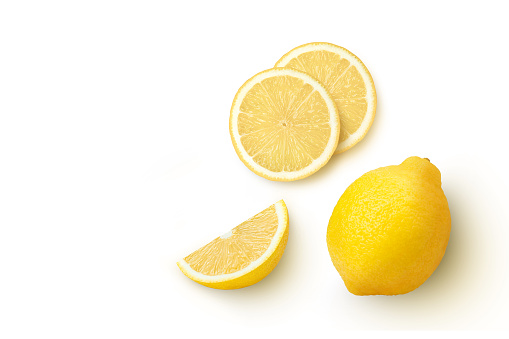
[275,42,376,154]
[177,200,289,289]
[230,68,340,181]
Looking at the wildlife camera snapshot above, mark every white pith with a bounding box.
[177,200,288,283]
[275,43,376,154]
[230,68,340,181]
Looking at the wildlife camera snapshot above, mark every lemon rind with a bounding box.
[177,200,289,284]
[275,42,377,154]
[229,68,340,181]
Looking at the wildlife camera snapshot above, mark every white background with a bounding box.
[1,0,509,336]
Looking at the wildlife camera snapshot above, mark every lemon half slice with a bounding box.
[275,42,376,154]
[177,200,289,289]
[230,68,340,181]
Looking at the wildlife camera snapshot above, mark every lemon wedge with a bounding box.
[177,200,289,289]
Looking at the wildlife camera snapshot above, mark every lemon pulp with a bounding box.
[178,200,289,289]
[275,43,376,153]
[230,68,339,181]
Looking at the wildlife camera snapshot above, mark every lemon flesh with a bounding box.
[177,200,289,289]
[230,68,340,181]
[326,157,451,295]
[275,42,376,154]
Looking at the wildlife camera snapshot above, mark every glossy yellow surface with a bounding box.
[326,157,451,295]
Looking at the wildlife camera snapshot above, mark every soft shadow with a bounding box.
[336,178,482,329]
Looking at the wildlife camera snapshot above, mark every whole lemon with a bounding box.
[326,157,451,295]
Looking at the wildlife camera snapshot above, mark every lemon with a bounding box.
[177,200,289,289]
[326,157,451,295]
[275,42,376,154]
[230,68,340,181]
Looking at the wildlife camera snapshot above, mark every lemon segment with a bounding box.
[275,42,376,153]
[177,200,289,289]
[230,68,340,181]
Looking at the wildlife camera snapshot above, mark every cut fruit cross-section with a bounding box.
[177,200,289,289]
[275,42,377,154]
[230,68,340,181]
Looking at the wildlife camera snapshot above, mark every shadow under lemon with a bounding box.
[325,177,489,329]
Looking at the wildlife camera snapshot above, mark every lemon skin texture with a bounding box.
[326,157,451,295]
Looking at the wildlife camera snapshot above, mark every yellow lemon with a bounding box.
[326,157,451,295]
[177,200,289,289]
[275,42,376,154]
[230,68,340,181]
